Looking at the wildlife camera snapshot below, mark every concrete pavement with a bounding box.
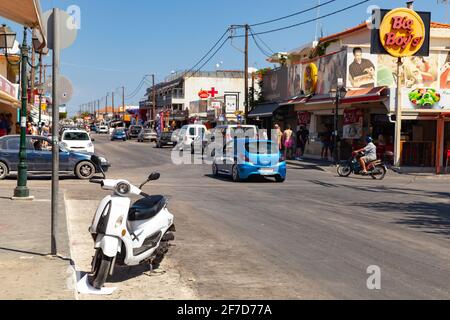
[0,186,74,300]
[88,135,450,299]
[1,134,449,299]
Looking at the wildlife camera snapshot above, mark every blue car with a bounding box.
[212,139,286,182]
[111,128,127,141]
[0,135,110,180]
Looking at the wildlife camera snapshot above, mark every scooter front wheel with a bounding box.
[89,249,113,290]
[337,163,352,177]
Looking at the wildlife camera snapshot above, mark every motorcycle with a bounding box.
[337,151,387,180]
[87,155,175,289]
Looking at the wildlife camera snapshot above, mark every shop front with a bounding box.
[296,87,391,161]
[0,74,20,136]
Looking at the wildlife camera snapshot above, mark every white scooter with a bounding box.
[87,155,175,289]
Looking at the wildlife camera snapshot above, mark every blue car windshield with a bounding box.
[245,142,278,155]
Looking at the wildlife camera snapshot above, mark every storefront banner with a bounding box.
[402,88,450,111]
[225,94,238,113]
[263,66,288,101]
[347,47,378,89]
[316,50,347,95]
[297,112,311,125]
[0,74,18,100]
[343,109,363,139]
[288,63,303,97]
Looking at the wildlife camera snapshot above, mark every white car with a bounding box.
[178,124,207,151]
[61,130,95,153]
[98,126,109,134]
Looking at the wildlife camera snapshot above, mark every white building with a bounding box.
[140,70,259,125]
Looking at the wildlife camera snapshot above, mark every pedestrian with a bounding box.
[5,113,12,135]
[0,114,6,137]
[26,122,33,135]
[320,126,332,160]
[283,124,294,160]
[274,124,283,151]
[295,125,309,160]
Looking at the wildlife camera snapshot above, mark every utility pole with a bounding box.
[244,24,249,123]
[30,45,36,116]
[51,8,61,255]
[112,92,115,120]
[152,74,156,121]
[38,54,43,127]
[122,86,125,119]
[105,93,109,120]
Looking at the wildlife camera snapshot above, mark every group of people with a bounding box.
[26,122,50,137]
[0,113,14,137]
[274,124,310,161]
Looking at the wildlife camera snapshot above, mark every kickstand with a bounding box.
[143,260,166,277]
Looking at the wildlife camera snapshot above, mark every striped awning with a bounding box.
[0,0,46,49]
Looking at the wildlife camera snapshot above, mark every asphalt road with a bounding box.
[25,134,450,299]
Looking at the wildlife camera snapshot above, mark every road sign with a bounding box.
[43,10,78,50]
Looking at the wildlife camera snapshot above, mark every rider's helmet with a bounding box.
[366,136,373,143]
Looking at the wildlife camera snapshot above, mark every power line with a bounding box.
[185,36,231,79]
[250,0,336,27]
[233,0,370,37]
[181,28,231,78]
[250,28,273,57]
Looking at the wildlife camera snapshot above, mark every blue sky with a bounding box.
[2,0,450,116]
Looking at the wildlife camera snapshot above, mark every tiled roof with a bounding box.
[320,21,450,43]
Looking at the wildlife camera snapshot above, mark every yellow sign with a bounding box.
[303,63,318,95]
[379,8,425,58]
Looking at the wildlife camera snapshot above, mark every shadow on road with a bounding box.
[307,180,450,199]
[354,201,450,238]
[204,174,277,183]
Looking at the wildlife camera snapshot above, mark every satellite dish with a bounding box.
[44,75,74,104]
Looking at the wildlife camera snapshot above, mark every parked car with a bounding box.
[98,125,109,134]
[155,131,175,148]
[137,128,157,142]
[127,125,143,140]
[193,124,259,155]
[212,139,286,183]
[111,128,127,141]
[0,135,110,180]
[61,130,95,153]
[177,124,207,151]
[212,124,258,143]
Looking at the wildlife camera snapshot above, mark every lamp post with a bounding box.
[1,25,38,199]
[330,78,347,165]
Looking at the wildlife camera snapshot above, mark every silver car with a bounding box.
[137,128,157,142]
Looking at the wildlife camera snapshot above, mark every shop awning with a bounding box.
[305,86,388,106]
[248,102,280,118]
[280,95,309,106]
[0,0,46,49]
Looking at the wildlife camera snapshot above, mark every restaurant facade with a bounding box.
[250,14,450,173]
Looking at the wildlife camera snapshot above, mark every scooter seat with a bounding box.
[128,195,166,221]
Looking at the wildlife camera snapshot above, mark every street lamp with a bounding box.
[1,25,39,199]
[329,78,347,165]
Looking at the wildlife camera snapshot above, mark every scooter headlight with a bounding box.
[116,182,130,196]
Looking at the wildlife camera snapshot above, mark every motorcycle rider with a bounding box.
[354,136,377,174]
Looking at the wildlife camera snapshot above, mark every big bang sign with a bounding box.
[371,8,430,57]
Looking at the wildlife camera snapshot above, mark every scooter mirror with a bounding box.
[147,172,160,181]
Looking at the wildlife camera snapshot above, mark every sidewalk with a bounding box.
[287,158,450,180]
[0,187,75,300]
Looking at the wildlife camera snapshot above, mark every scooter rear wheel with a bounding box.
[370,165,387,181]
[89,249,113,290]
